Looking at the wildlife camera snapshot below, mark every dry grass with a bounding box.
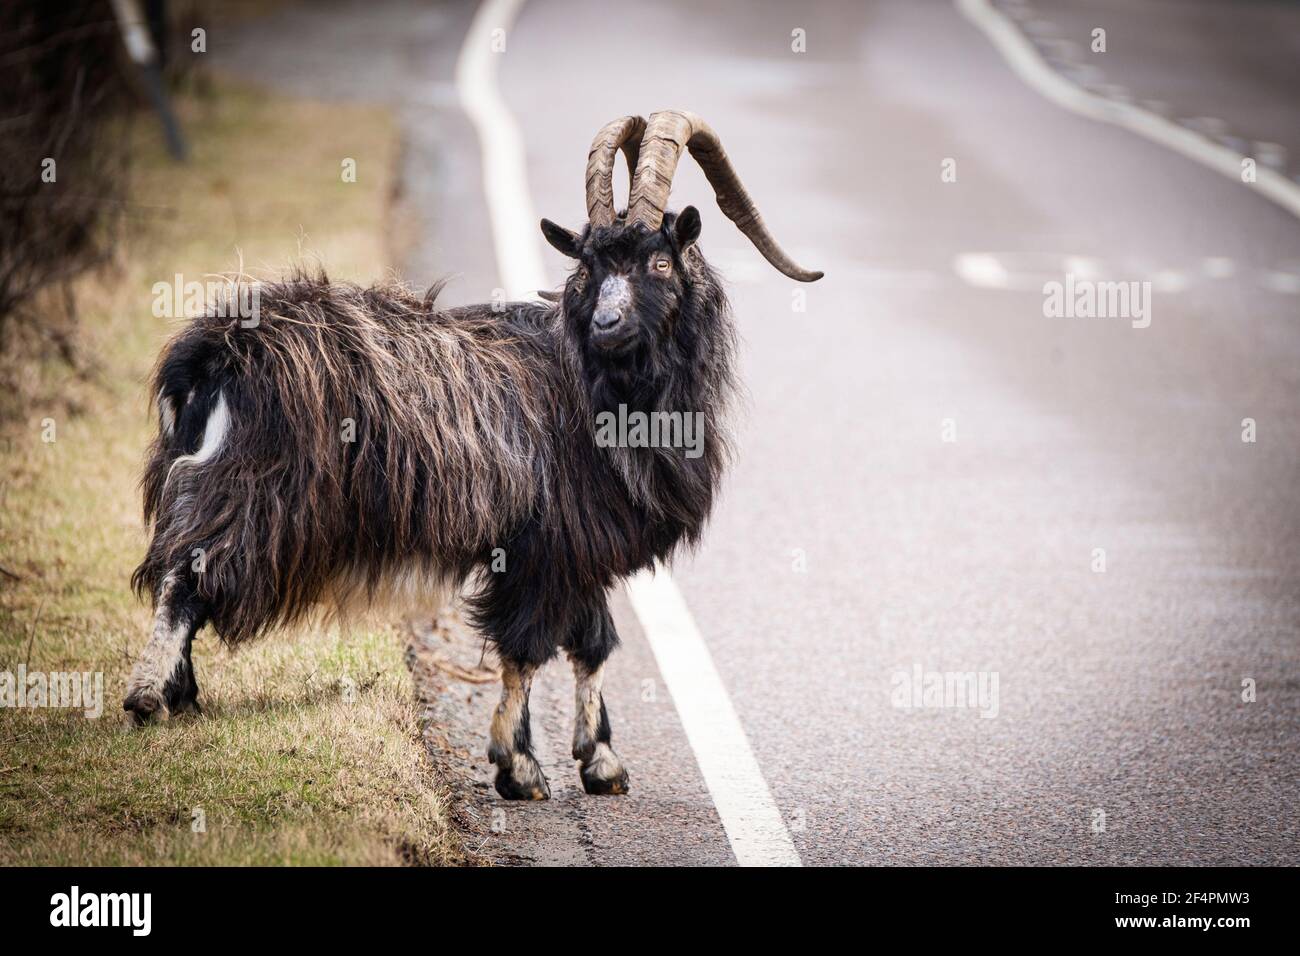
[0,80,469,866]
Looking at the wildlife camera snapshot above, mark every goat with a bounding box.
[125,110,822,800]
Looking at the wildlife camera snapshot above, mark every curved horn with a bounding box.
[627,110,823,282]
[585,115,646,227]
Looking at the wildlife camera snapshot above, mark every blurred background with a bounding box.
[1,0,1297,866]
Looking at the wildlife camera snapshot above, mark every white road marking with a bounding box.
[956,0,1300,222]
[456,0,800,866]
[1063,255,1101,280]
[1262,271,1300,295]
[1202,257,1236,279]
[953,250,1213,294]
[455,0,547,299]
[1149,269,1188,293]
[626,568,803,866]
[953,252,1011,289]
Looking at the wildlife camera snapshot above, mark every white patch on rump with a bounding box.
[158,389,177,436]
[165,390,230,485]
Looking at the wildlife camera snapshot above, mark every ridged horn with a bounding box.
[585,115,646,227]
[626,110,823,282]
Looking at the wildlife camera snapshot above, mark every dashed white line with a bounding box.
[956,0,1300,222]
[456,0,800,867]
[953,252,1011,289]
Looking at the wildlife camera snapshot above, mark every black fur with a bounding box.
[467,210,735,670]
[129,212,735,779]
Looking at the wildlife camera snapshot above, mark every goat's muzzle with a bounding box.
[590,274,635,352]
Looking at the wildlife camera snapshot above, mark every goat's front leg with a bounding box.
[124,571,207,725]
[567,597,629,795]
[488,657,550,800]
[571,657,629,795]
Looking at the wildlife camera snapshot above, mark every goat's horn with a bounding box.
[586,115,646,228]
[627,110,823,282]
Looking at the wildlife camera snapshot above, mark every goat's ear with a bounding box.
[674,206,702,251]
[540,218,581,258]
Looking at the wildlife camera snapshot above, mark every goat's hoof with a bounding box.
[493,754,550,801]
[579,744,629,796]
[170,695,202,718]
[123,687,168,726]
[494,771,551,801]
[580,766,629,796]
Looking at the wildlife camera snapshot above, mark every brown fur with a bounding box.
[133,273,577,644]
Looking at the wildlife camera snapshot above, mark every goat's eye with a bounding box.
[652,256,672,275]
[574,266,589,286]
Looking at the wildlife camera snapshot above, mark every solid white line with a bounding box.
[626,568,803,866]
[455,0,548,298]
[956,0,1300,222]
[456,0,800,867]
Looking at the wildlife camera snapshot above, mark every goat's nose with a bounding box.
[593,309,622,332]
[593,275,631,333]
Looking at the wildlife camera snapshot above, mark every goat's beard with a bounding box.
[581,339,677,416]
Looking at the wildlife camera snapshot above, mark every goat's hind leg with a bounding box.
[124,572,207,724]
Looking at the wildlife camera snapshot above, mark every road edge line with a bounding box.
[955,0,1300,221]
[626,568,803,867]
[455,0,801,867]
[455,0,548,298]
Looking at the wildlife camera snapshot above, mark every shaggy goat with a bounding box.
[125,110,822,799]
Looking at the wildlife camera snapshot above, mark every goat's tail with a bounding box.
[130,324,310,647]
[131,272,546,645]
[131,333,230,614]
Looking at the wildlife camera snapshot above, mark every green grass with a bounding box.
[0,80,468,866]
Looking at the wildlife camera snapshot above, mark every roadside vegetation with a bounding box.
[0,80,469,865]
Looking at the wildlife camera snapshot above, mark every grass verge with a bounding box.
[0,79,469,865]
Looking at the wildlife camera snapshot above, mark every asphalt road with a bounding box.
[215,0,1300,865]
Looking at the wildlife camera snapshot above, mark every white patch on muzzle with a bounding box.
[596,274,632,314]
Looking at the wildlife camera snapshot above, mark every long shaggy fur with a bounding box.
[134,240,735,666]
